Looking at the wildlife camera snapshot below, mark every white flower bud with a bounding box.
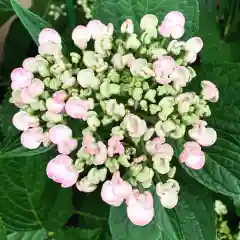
[144,89,156,103]
[77,69,100,90]
[76,177,97,193]
[143,128,155,141]
[125,34,141,50]
[130,58,154,79]
[121,19,134,34]
[132,88,143,101]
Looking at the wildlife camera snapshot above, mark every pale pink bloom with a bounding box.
[38,28,61,45]
[159,12,185,39]
[108,136,125,157]
[159,21,184,39]
[121,19,134,34]
[153,56,175,84]
[86,20,107,39]
[101,171,132,206]
[38,42,62,56]
[11,67,33,90]
[13,111,39,131]
[82,134,98,155]
[156,179,180,209]
[22,57,38,72]
[170,66,190,89]
[185,37,203,53]
[46,154,79,188]
[201,80,219,102]
[189,120,217,146]
[28,78,45,98]
[65,97,92,120]
[46,98,65,114]
[57,138,78,155]
[184,51,197,63]
[72,25,91,49]
[53,90,68,102]
[123,114,147,138]
[20,127,44,149]
[11,90,25,108]
[49,124,72,144]
[179,141,205,170]
[92,141,108,165]
[20,88,35,104]
[164,11,185,26]
[146,137,173,157]
[126,190,154,226]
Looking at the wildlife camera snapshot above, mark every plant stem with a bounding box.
[74,210,108,221]
[66,0,76,29]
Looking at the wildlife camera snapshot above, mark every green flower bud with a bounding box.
[133,88,143,101]
[182,114,199,125]
[74,160,85,173]
[136,166,154,183]
[157,85,167,96]
[101,115,113,125]
[170,124,186,139]
[70,52,81,64]
[45,111,63,123]
[125,34,141,50]
[87,168,107,184]
[49,78,62,90]
[100,81,120,98]
[140,100,148,111]
[107,69,120,83]
[87,112,100,131]
[43,77,51,88]
[142,82,150,91]
[167,166,176,178]
[145,89,156,103]
[105,158,119,173]
[149,104,160,115]
[111,126,125,138]
[130,163,143,177]
[128,177,137,186]
[41,91,50,100]
[128,98,135,106]
[162,119,176,133]
[144,128,154,141]
[38,65,50,77]
[118,154,131,167]
[126,147,136,155]
[167,40,185,55]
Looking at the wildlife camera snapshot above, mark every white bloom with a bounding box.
[77,69,100,89]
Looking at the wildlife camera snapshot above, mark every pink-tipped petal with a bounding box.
[39,28,61,45]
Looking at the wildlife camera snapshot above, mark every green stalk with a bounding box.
[66,0,76,29]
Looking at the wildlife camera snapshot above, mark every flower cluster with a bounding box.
[77,0,95,19]
[10,11,219,226]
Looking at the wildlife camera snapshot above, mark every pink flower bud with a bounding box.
[65,97,93,120]
[201,80,219,102]
[82,134,98,155]
[185,37,203,53]
[57,138,78,155]
[28,78,44,98]
[121,19,134,34]
[179,141,205,170]
[13,111,39,131]
[101,171,132,206]
[153,56,175,84]
[184,51,197,63]
[92,141,108,165]
[21,127,44,149]
[86,20,107,40]
[46,154,79,188]
[53,90,68,102]
[46,98,65,113]
[49,124,73,144]
[39,28,61,45]
[72,25,91,49]
[11,68,33,90]
[126,190,154,226]
[146,137,173,157]
[189,120,217,146]
[108,136,125,157]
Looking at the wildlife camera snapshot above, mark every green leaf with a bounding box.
[7,229,46,240]
[73,188,109,229]
[198,0,240,63]
[10,0,51,45]
[55,228,102,240]
[109,187,178,240]
[93,0,199,36]
[0,217,7,240]
[0,0,14,27]
[0,151,72,231]
[173,176,216,240]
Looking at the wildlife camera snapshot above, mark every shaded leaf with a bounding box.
[7,229,46,240]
